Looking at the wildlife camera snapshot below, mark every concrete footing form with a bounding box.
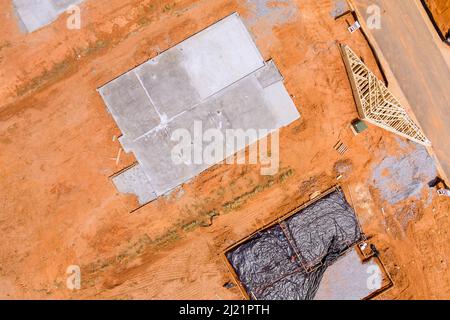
[100,13,300,204]
[225,187,392,300]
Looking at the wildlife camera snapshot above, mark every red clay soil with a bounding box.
[0,0,449,299]
[425,0,450,37]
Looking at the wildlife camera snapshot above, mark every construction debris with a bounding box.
[334,140,348,155]
[348,21,361,33]
[351,119,368,135]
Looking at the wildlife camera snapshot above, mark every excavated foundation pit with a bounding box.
[226,187,391,300]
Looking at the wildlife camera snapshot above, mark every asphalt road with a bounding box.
[354,0,450,179]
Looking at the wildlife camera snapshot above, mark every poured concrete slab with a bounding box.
[99,71,161,141]
[131,65,294,195]
[99,13,300,204]
[314,248,384,300]
[134,50,202,119]
[13,0,83,33]
[112,164,157,205]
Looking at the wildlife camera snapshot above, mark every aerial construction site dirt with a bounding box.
[1,0,449,301]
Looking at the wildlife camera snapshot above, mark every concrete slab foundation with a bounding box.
[111,164,157,205]
[99,13,300,204]
[314,247,384,300]
[13,0,83,33]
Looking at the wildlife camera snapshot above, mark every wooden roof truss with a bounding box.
[339,44,431,146]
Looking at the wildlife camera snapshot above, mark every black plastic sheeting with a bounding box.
[227,189,362,300]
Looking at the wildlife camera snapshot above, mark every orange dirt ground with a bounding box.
[0,0,449,299]
[425,0,450,37]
